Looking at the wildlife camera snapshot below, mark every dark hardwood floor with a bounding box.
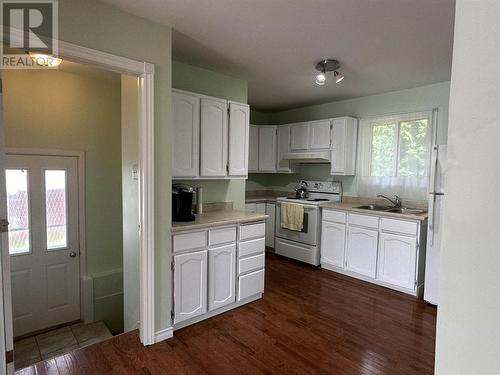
[17,253,437,374]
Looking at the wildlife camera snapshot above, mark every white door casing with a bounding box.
[6,155,79,337]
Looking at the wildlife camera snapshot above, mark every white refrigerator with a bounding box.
[424,144,447,305]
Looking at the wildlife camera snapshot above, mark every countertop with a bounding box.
[171,210,268,232]
[320,201,428,221]
[245,196,278,203]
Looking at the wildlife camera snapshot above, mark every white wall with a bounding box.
[121,75,140,332]
[435,1,500,374]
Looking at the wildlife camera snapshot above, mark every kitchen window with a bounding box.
[358,110,434,200]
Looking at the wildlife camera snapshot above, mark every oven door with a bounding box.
[276,203,319,246]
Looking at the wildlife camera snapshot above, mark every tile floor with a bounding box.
[14,321,113,370]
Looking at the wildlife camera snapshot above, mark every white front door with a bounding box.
[6,154,80,337]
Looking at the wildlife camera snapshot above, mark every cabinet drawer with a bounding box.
[173,230,207,253]
[239,222,265,241]
[239,253,265,275]
[239,237,265,258]
[322,209,346,224]
[238,269,265,301]
[348,213,379,229]
[209,226,236,246]
[380,218,418,236]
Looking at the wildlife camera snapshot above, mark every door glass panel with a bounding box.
[45,170,67,249]
[5,169,31,255]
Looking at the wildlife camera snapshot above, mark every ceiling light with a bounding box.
[315,71,326,85]
[334,71,344,83]
[29,52,62,67]
[314,59,344,86]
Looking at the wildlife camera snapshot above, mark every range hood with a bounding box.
[282,151,331,163]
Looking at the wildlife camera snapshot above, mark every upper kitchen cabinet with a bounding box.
[309,120,331,150]
[228,102,250,177]
[330,117,358,175]
[200,97,228,177]
[258,126,277,172]
[290,123,310,151]
[172,89,249,179]
[276,125,294,173]
[172,90,200,177]
[248,125,259,172]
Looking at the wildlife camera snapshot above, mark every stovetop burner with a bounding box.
[307,198,329,202]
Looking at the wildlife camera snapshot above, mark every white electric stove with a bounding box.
[275,181,342,265]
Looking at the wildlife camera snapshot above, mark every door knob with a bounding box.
[69,252,77,258]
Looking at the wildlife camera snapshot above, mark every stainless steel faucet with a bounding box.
[377,194,402,208]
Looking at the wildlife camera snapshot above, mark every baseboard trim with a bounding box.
[154,327,173,343]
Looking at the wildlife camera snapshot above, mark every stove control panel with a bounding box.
[305,180,342,194]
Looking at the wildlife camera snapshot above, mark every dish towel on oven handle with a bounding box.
[281,202,304,232]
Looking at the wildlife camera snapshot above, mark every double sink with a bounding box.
[353,205,426,215]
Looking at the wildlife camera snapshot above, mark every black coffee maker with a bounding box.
[172,184,195,222]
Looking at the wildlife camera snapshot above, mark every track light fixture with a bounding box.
[314,59,344,86]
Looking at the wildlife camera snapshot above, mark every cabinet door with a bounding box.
[174,250,207,324]
[172,91,200,177]
[321,221,346,268]
[228,102,249,176]
[200,98,228,177]
[276,126,292,172]
[331,118,346,174]
[248,125,259,172]
[258,126,277,172]
[377,233,417,290]
[265,203,276,248]
[309,120,331,150]
[290,123,309,151]
[346,226,378,278]
[208,244,236,311]
[256,203,266,214]
[245,203,257,213]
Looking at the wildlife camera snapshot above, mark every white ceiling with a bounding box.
[102,0,455,111]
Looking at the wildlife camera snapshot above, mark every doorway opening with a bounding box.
[2,61,141,370]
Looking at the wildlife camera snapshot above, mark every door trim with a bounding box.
[6,148,88,325]
[2,29,157,346]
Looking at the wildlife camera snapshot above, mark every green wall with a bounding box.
[58,0,172,333]
[172,60,248,210]
[247,82,451,197]
[250,110,271,125]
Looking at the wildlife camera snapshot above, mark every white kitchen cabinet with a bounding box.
[172,90,200,178]
[208,244,236,311]
[200,98,228,177]
[290,123,310,151]
[309,120,331,150]
[320,221,346,268]
[228,102,249,177]
[276,125,293,173]
[248,125,259,172]
[174,250,208,324]
[265,203,276,248]
[377,233,417,291]
[258,126,277,172]
[346,226,378,278]
[255,203,266,214]
[331,117,358,175]
[245,203,257,213]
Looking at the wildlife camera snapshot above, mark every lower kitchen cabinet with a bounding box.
[377,232,417,291]
[208,244,236,311]
[174,250,208,324]
[265,203,276,248]
[345,226,379,278]
[320,221,346,268]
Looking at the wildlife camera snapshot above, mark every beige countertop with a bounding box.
[245,196,279,203]
[320,201,428,221]
[171,210,268,232]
